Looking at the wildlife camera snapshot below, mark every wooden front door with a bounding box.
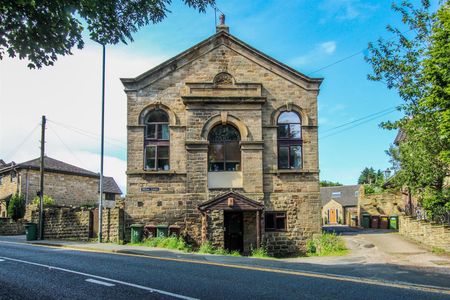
[224,212,243,252]
[329,209,337,224]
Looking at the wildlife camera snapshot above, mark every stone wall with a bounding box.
[0,218,25,235]
[358,188,404,222]
[28,206,124,242]
[399,215,450,252]
[20,169,99,206]
[0,172,19,201]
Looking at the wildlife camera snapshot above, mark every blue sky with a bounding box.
[1,0,431,192]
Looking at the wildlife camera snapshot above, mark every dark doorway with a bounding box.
[224,212,243,252]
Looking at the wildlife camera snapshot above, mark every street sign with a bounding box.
[141,187,160,192]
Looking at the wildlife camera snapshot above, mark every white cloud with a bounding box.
[0,43,167,194]
[320,41,337,54]
[290,41,337,67]
[319,0,378,22]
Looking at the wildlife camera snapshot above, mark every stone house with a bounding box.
[320,185,360,226]
[121,19,322,256]
[0,156,122,215]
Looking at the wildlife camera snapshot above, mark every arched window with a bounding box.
[144,109,169,170]
[277,111,302,169]
[208,125,241,171]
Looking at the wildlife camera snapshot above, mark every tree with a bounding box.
[7,193,25,221]
[366,0,450,213]
[357,167,384,185]
[0,0,214,68]
[320,180,343,187]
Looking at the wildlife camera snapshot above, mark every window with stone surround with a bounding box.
[277,111,302,169]
[265,212,286,231]
[144,109,170,171]
[208,125,241,171]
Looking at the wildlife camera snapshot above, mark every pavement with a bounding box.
[0,229,449,299]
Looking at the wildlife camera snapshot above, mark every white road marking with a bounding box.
[85,278,115,287]
[0,259,4,262]
[0,256,198,300]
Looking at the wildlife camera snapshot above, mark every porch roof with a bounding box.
[198,191,264,212]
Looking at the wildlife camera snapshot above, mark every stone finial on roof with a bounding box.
[216,13,229,33]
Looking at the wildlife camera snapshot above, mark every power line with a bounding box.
[319,109,397,140]
[5,123,40,159]
[320,106,398,134]
[47,124,90,170]
[47,119,126,150]
[307,28,415,76]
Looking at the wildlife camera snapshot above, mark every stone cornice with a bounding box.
[185,141,209,151]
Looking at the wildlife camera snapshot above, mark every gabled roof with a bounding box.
[121,29,323,92]
[103,176,122,195]
[198,191,264,211]
[13,156,98,177]
[320,185,360,207]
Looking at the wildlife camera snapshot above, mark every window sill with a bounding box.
[126,170,187,175]
[265,169,319,175]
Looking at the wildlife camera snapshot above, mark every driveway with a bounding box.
[319,226,450,274]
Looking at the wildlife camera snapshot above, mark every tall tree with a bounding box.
[358,167,384,185]
[366,0,450,213]
[0,0,214,68]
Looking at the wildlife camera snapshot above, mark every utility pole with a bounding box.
[39,115,46,240]
[98,43,106,243]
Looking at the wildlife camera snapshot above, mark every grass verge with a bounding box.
[306,232,348,257]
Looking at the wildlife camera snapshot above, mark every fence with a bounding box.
[405,203,450,226]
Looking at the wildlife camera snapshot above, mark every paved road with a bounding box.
[0,241,449,299]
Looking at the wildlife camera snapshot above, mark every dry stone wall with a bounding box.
[27,206,123,242]
[0,218,25,235]
[399,215,450,252]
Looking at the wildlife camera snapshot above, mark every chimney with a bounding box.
[216,13,229,33]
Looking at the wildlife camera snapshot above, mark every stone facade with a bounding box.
[0,160,121,209]
[399,215,450,252]
[122,24,322,256]
[20,169,99,206]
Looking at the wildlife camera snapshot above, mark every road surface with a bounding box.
[0,239,449,299]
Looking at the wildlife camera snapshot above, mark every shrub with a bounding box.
[140,236,190,252]
[198,241,216,254]
[250,244,270,258]
[32,195,55,206]
[306,232,347,256]
[7,194,25,221]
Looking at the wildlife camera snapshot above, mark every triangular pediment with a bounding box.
[198,191,264,211]
[120,30,322,92]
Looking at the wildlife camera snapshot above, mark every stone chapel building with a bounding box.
[121,18,322,256]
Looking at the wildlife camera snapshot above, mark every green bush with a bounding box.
[250,244,270,258]
[306,232,348,256]
[32,195,55,206]
[140,236,190,251]
[198,241,217,254]
[7,194,25,221]
[198,242,242,256]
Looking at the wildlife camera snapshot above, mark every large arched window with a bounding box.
[277,111,302,169]
[144,109,169,170]
[208,125,241,171]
